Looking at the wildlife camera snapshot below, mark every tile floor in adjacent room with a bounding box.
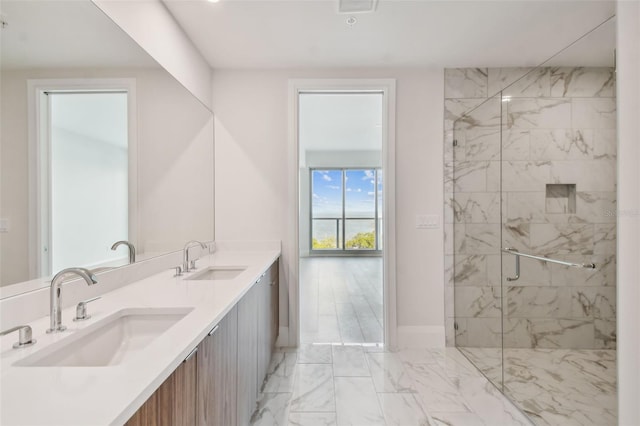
[460,347,617,426]
[250,344,533,426]
[299,257,383,345]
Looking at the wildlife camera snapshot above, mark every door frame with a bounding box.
[27,78,138,278]
[287,79,397,348]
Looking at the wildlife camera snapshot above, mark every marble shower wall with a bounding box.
[443,67,617,349]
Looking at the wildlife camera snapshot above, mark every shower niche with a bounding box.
[545,184,576,214]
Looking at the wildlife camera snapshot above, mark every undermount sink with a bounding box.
[187,266,246,281]
[18,307,192,367]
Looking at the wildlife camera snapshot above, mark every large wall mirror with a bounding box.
[0,0,214,295]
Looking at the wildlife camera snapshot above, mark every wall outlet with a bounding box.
[0,219,8,233]
[416,214,439,229]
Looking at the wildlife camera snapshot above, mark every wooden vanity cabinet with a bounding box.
[197,305,238,426]
[124,259,279,426]
[257,263,279,392]
[236,280,260,425]
[237,260,280,423]
[125,347,197,426]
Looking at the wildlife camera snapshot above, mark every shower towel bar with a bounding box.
[502,247,596,270]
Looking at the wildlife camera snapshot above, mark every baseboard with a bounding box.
[276,326,290,347]
[396,325,445,348]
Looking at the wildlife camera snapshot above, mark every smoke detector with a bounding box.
[338,0,378,14]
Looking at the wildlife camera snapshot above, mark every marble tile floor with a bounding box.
[300,257,383,345]
[250,344,533,426]
[459,347,617,426]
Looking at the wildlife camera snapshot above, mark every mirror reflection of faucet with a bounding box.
[111,240,136,264]
[182,240,208,273]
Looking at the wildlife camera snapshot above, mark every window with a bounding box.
[311,168,382,251]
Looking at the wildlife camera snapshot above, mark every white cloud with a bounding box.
[313,193,320,199]
[363,170,374,179]
[328,185,340,190]
[357,188,362,192]
[367,191,375,196]
[346,188,352,192]
[322,174,332,182]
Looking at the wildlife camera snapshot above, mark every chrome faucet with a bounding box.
[183,240,207,272]
[47,268,98,333]
[111,240,136,264]
[0,325,36,348]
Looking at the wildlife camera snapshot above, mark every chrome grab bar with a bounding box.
[505,248,520,281]
[502,248,596,270]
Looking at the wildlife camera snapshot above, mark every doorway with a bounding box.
[28,79,137,277]
[289,80,396,349]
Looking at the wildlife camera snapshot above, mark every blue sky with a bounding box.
[312,169,382,217]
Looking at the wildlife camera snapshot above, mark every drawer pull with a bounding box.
[184,347,198,363]
[208,324,220,336]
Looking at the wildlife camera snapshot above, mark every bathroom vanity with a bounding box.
[125,259,279,426]
[0,246,280,425]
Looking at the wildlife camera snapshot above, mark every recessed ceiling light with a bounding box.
[207,0,220,3]
[346,16,357,26]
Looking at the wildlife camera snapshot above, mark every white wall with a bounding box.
[212,68,444,346]
[617,1,640,424]
[0,71,30,285]
[92,0,212,109]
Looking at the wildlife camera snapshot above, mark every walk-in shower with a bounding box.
[445,17,617,426]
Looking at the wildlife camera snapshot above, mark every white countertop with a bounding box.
[0,248,280,426]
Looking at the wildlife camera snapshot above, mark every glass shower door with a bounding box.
[499,61,617,425]
[451,16,617,426]
[452,93,504,390]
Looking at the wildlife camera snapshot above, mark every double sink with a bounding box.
[14,266,247,368]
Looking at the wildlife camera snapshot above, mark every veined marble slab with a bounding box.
[530,129,594,161]
[453,254,488,287]
[506,98,571,129]
[290,364,335,412]
[378,393,432,426]
[489,67,550,98]
[550,67,615,98]
[454,286,501,318]
[503,318,595,349]
[335,377,386,425]
[572,98,616,129]
[445,68,488,99]
[453,193,501,224]
[459,347,616,426]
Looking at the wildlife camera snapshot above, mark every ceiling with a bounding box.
[163,0,616,69]
[1,0,159,69]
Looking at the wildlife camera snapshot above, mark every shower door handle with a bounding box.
[505,248,520,281]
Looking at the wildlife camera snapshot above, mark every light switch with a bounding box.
[0,219,9,233]
[416,214,439,229]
